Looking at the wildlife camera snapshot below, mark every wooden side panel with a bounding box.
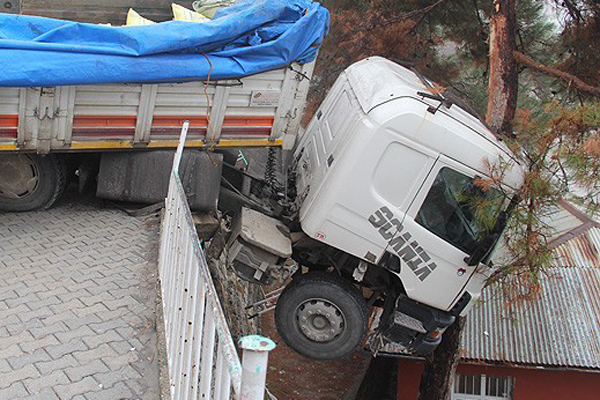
[18,0,193,24]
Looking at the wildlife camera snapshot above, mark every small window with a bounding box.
[415,167,503,254]
[453,374,513,400]
[325,90,351,139]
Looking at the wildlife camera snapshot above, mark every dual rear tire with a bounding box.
[0,154,66,211]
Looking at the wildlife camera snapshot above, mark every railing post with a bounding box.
[172,119,190,174]
[238,335,276,400]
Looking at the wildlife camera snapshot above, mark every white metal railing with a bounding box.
[158,122,274,400]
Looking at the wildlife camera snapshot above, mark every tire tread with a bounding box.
[275,272,368,360]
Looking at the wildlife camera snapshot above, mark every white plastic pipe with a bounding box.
[238,335,276,400]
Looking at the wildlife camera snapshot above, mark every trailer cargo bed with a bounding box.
[0,62,313,153]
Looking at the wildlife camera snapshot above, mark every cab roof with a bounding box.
[345,57,515,160]
[344,57,523,189]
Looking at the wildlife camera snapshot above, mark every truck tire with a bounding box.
[275,272,368,360]
[0,154,66,212]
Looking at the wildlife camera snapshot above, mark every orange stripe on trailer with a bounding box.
[73,115,137,127]
[223,116,274,127]
[72,129,136,138]
[221,127,271,136]
[0,115,18,128]
[151,116,274,128]
[151,116,209,127]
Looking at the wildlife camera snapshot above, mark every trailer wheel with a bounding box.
[275,272,368,360]
[0,154,66,212]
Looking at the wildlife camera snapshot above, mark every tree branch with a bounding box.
[409,0,454,32]
[513,50,600,97]
[377,0,453,29]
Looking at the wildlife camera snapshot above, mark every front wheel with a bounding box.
[275,272,368,360]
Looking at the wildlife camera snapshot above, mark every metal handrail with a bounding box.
[158,121,274,400]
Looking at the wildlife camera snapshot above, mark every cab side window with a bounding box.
[414,168,485,254]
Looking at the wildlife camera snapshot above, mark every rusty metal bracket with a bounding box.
[33,107,60,121]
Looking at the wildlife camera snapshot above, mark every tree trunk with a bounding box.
[416,2,519,398]
[486,0,518,137]
[416,317,465,400]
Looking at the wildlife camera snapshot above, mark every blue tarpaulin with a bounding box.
[0,0,329,87]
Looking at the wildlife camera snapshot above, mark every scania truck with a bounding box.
[0,2,523,360]
[226,57,523,360]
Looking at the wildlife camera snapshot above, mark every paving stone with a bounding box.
[7,348,51,370]
[94,307,129,323]
[42,310,78,326]
[2,313,22,327]
[109,340,135,355]
[93,365,142,388]
[82,330,123,350]
[102,352,139,371]
[85,382,134,400]
[3,344,25,360]
[1,304,31,321]
[20,334,60,354]
[0,382,28,399]
[23,370,69,394]
[27,295,63,311]
[20,388,61,400]
[5,292,40,309]
[72,344,119,364]
[63,359,110,383]
[79,293,114,308]
[6,320,29,336]
[35,354,79,375]
[0,197,159,400]
[64,314,103,331]
[53,376,101,400]
[19,306,56,325]
[0,330,34,350]
[37,287,69,300]
[85,282,119,296]
[46,339,89,360]
[0,289,20,302]
[0,364,40,389]
[87,320,125,335]
[0,358,12,373]
[30,322,69,340]
[50,299,86,315]
[55,326,95,344]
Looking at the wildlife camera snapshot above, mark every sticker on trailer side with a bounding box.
[250,90,280,106]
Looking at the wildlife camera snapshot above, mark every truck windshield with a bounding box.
[415,167,504,255]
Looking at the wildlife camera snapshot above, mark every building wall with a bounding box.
[397,358,424,400]
[397,358,600,400]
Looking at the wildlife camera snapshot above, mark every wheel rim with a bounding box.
[295,298,345,343]
[0,155,40,199]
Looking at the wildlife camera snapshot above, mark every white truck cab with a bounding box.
[296,56,522,311]
[229,57,523,360]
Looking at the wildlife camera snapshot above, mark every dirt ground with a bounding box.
[261,309,372,400]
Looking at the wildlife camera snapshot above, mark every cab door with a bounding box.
[389,155,484,311]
